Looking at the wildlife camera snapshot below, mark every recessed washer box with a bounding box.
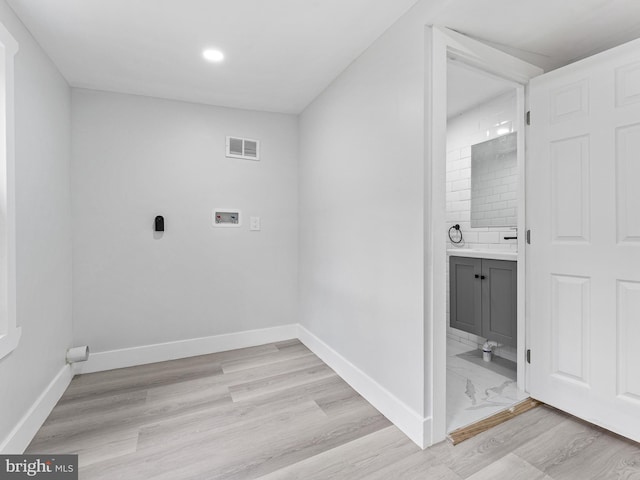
[213,209,241,227]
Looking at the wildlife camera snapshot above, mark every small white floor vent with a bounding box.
[226,136,260,161]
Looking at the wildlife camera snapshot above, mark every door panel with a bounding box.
[528,37,640,442]
[616,123,640,242]
[449,256,482,337]
[615,61,640,106]
[550,136,590,242]
[617,280,640,401]
[482,259,517,347]
[550,274,590,385]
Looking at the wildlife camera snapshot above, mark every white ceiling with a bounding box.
[5,0,421,114]
[447,61,513,119]
[431,0,640,72]
[6,0,640,114]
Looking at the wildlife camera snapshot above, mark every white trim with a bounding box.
[439,27,541,85]
[425,26,543,445]
[0,365,73,454]
[0,326,20,359]
[0,21,19,361]
[73,324,298,374]
[515,85,527,392]
[298,325,429,448]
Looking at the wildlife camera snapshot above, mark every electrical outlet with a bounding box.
[250,216,261,231]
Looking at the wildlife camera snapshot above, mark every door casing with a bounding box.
[424,26,542,445]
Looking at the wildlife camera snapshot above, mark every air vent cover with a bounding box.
[226,136,260,161]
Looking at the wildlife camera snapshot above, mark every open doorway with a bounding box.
[444,59,527,433]
[425,27,543,446]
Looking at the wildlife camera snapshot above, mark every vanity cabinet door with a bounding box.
[481,259,517,347]
[449,256,482,337]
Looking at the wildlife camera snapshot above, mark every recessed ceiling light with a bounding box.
[203,49,224,63]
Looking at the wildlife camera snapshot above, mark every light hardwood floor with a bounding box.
[27,340,640,479]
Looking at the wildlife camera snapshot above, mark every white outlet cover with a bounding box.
[250,216,261,231]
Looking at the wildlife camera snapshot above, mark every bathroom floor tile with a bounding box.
[446,338,528,432]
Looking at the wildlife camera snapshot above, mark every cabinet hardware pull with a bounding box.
[474,274,479,279]
[481,275,486,280]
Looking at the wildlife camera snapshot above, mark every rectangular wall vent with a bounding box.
[226,136,260,161]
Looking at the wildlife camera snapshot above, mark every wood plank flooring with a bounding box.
[26,340,640,479]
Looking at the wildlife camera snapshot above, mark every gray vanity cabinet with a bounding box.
[449,256,517,347]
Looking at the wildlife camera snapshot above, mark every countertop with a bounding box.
[446,248,517,261]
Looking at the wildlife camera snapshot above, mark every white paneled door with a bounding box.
[528,37,640,441]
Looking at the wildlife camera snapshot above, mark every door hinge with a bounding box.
[526,229,531,244]
[526,111,531,126]
[526,349,531,364]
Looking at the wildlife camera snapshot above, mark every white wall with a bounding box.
[71,89,298,353]
[0,0,72,450]
[299,2,443,425]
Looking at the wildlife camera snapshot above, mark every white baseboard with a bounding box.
[74,324,299,374]
[297,325,428,448]
[0,364,73,454]
[422,416,433,448]
[2,324,431,453]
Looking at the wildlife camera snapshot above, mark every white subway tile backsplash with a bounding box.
[485,194,500,204]
[502,175,518,186]
[478,231,500,243]
[487,178,502,188]
[452,179,470,191]
[451,200,471,212]
[447,170,463,182]
[451,158,470,171]
[462,231,478,242]
[495,167,512,179]
[451,190,469,202]
[449,211,466,221]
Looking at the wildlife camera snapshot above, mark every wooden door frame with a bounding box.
[423,26,542,445]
